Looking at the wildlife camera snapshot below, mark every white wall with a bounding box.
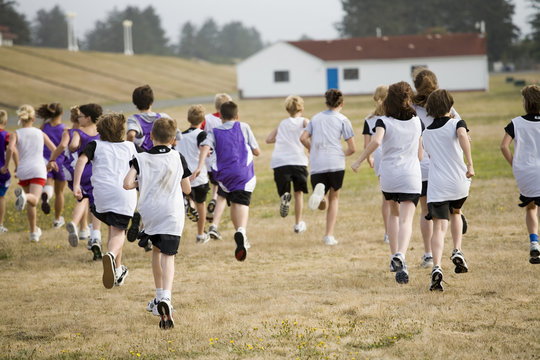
[237,42,325,98]
[327,55,489,94]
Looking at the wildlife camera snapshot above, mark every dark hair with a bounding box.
[325,88,343,108]
[36,102,63,119]
[96,112,126,142]
[384,82,416,120]
[412,69,438,107]
[426,89,454,118]
[132,85,154,111]
[79,104,103,123]
[220,101,238,120]
[522,84,540,114]
[152,117,177,143]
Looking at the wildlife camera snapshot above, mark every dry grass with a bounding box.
[1,73,539,359]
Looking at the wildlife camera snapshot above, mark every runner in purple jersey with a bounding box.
[0,110,11,233]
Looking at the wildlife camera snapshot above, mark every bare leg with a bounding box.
[387,201,399,254]
[381,195,391,235]
[449,209,463,250]
[211,195,227,227]
[325,188,340,237]
[0,196,5,225]
[107,226,125,267]
[294,191,303,225]
[71,198,89,227]
[420,196,433,254]
[230,203,249,230]
[431,218,448,267]
[526,203,538,236]
[396,201,417,256]
[195,201,206,235]
[25,184,43,233]
[161,254,175,293]
[53,180,66,221]
[152,247,162,289]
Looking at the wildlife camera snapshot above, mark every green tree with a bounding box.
[85,5,169,55]
[0,0,31,44]
[33,5,68,48]
[530,0,540,60]
[193,18,219,61]
[217,21,263,59]
[178,22,197,58]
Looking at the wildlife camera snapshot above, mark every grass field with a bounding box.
[0,65,539,359]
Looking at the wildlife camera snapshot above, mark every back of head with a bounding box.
[214,93,232,112]
[426,89,454,118]
[70,106,80,124]
[522,84,540,114]
[325,89,343,109]
[79,103,103,123]
[284,95,304,116]
[384,81,416,120]
[96,112,126,142]
[370,85,388,117]
[152,117,178,144]
[132,85,154,111]
[36,102,63,120]
[413,69,439,107]
[17,104,35,125]
[188,105,205,127]
[220,101,238,121]
[0,109,7,127]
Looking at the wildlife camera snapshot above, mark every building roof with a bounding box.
[287,33,486,61]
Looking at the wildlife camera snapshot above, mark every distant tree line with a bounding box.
[1,0,539,68]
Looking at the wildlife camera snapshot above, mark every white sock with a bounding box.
[92,229,101,241]
[43,185,53,200]
[156,288,163,301]
[424,252,432,258]
[237,226,246,235]
[162,289,171,301]
[115,266,122,277]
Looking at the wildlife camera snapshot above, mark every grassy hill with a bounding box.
[0,46,236,112]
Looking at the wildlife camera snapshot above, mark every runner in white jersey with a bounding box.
[501,84,540,264]
[422,89,474,291]
[176,105,211,243]
[352,81,422,285]
[266,95,309,234]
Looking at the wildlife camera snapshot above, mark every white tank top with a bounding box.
[16,127,46,180]
[511,115,540,197]
[378,116,422,194]
[91,140,137,216]
[175,128,208,187]
[135,150,185,236]
[422,118,471,202]
[270,117,308,168]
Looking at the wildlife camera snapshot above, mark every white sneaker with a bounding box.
[115,265,129,286]
[102,252,116,289]
[308,183,325,210]
[14,188,27,211]
[294,221,307,234]
[53,216,65,228]
[30,227,42,242]
[66,221,79,247]
[324,235,338,245]
[529,241,540,264]
[280,192,291,217]
[147,298,160,316]
[78,227,90,240]
[244,236,251,249]
[383,233,389,243]
[420,255,434,268]
[0,225,8,233]
[196,233,210,244]
[158,299,174,329]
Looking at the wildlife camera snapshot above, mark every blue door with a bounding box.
[326,68,338,90]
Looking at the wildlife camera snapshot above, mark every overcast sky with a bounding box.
[17,0,534,44]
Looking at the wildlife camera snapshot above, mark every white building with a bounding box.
[237,33,488,98]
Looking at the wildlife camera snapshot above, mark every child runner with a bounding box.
[124,117,191,329]
[3,105,56,242]
[501,84,540,264]
[176,105,210,244]
[0,110,11,233]
[36,102,66,228]
[422,89,474,291]
[266,95,309,233]
[126,84,170,243]
[362,85,390,244]
[74,112,138,289]
[204,93,232,234]
[300,89,355,245]
[192,101,260,261]
[351,82,422,284]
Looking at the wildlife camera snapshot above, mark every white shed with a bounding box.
[236,33,488,98]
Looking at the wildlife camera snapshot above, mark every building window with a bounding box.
[274,70,289,82]
[411,65,428,76]
[343,68,359,80]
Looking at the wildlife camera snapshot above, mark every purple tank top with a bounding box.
[0,130,10,182]
[134,113,161,151]
[74,129,100,199]
[42,122,65,160]
[213,122,254,192]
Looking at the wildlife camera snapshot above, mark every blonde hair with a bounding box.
[152,117,177,144]
[522,84,540,114]
[368,85,388,117]
[188,105,206,126]
[17,104,35,125]
[70,106,80,125]
[413,69,439,107]
[284,95,304,116]
[96,112,126,142]
[214,93,232,112]
[0,110,7,126]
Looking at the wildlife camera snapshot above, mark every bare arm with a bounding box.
[500,133,513,166]
[181,177,191,195]
[252,147,261,156]
[364,134,374,168]
[343,137,356,157]
[127,130,137,142]
[189,145,211,182]
[457,127,475,178]
[300,130,311,151]
[351,127,384,172]
[265,128,278,144]
[418,136,424,162]
[68,131,81,152]
[73,153,89,200]
[123,166,138,190]
[43,133,57,153]
[0,132,16,174]
[49,129,70,161]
